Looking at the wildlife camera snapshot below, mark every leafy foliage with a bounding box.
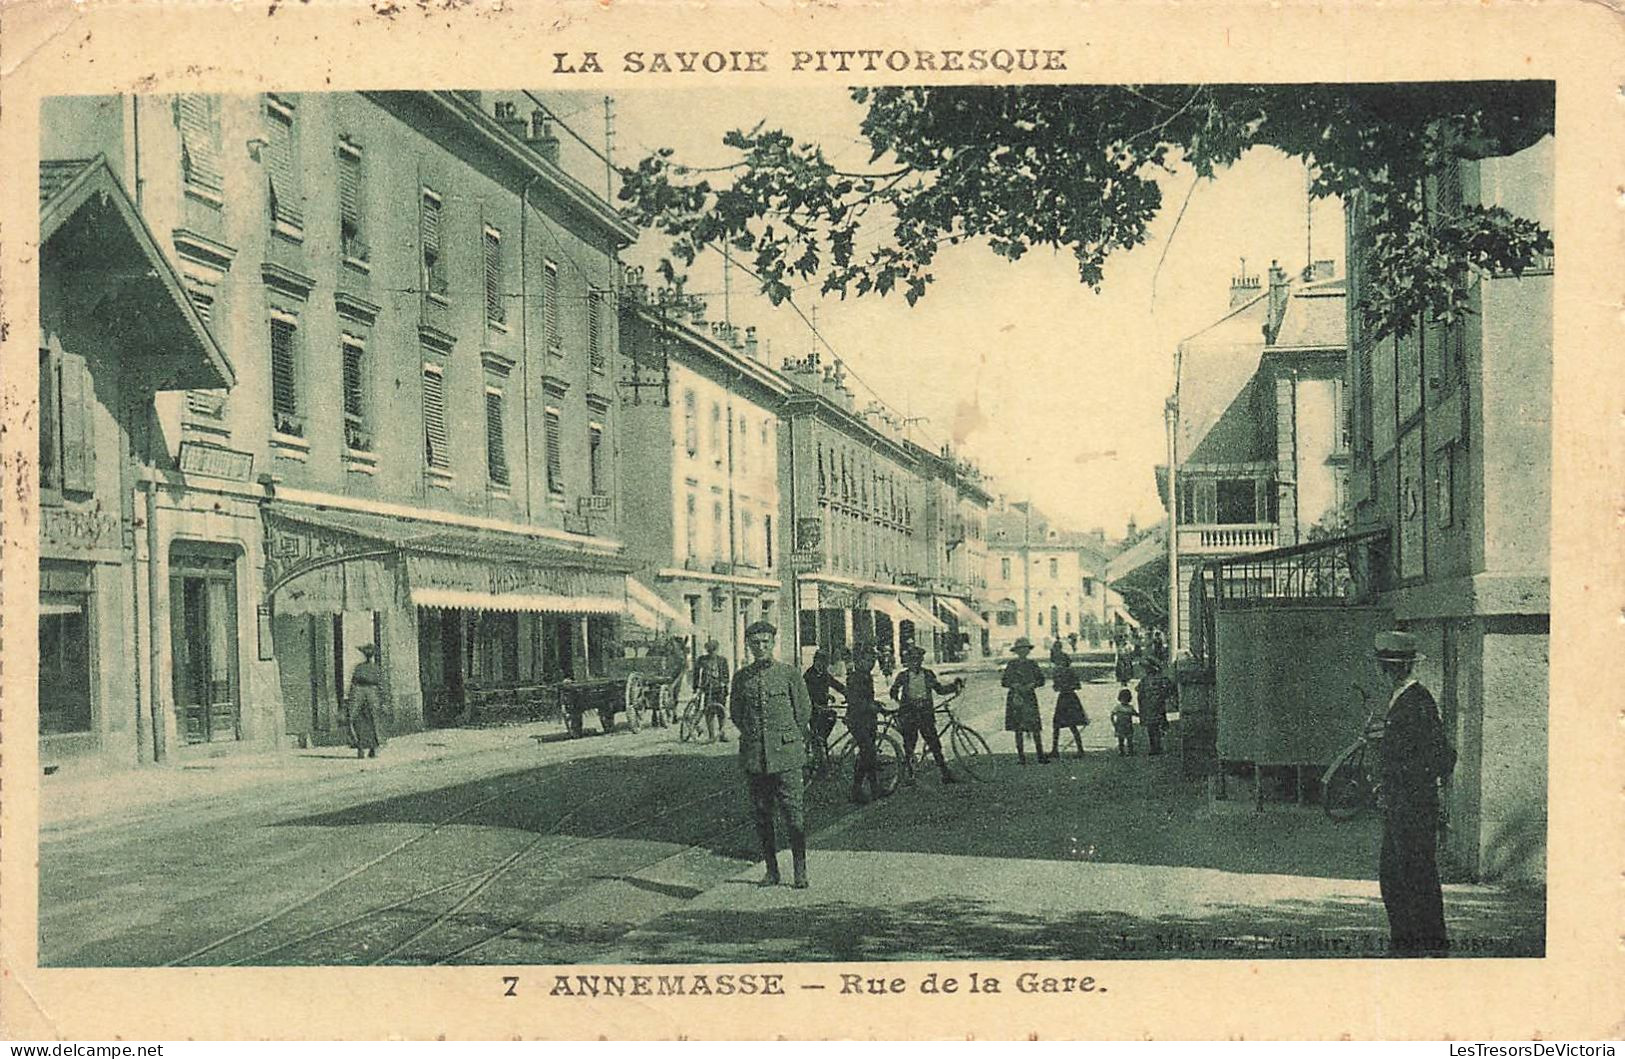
[619,83,1553,340]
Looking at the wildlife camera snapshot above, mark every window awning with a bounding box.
[936,595,988,630]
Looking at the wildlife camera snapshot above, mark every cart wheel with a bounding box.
[624,674,645,733]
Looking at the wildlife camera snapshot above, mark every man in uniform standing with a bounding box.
[730,620,814,888]
[1374,630,1456,955]
[694,637,731,744]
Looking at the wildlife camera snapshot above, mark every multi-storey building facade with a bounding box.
[1161,260,1349,653]
[776,355,939,668]
[39,90,640,764]
[1346,136,1552,884]
[911,443,992,661]
[984,501,1074,655]
[38,156,236,767]
[619,284,786,672]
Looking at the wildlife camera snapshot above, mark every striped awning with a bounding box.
[937,595,988,630]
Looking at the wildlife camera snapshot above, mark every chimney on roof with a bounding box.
[1265,259,1290,342]
[493,100,527,142]
[528,113,561,166]
[744,326,759,360]
[1229,258,1261,309]
[1311,258,1335,281]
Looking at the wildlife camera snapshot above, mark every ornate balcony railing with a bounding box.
[1178,523,1278,554]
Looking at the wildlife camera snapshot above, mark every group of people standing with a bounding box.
[998,634,1177,762]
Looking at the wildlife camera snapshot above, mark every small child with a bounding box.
[1112,686,1138,756]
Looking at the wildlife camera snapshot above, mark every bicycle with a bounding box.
[886,684,994,783]
[804,700,905,800]
[1321,685,1385,822]
[678,687,730,744]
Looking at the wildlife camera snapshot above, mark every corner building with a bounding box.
[40,90,640,763]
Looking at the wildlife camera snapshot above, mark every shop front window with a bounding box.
[39,592,92,735]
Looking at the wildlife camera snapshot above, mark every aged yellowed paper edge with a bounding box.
[1,0,1621,1040]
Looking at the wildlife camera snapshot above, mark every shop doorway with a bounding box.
[169,545,241,744]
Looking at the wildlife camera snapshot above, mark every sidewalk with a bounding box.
[38,717,636,834]
[596,727,1545,963]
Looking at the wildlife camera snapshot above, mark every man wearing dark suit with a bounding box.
[731,620,814,888]
[1375,630,1457,955]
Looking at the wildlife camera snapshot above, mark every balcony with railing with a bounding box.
[1177,523,1278,555]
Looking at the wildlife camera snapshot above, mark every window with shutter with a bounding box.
[710,402,722,463]
[485,390,509,486]
[338,141,366,261]
[764,514,773,568]
[269,317,302,436]
[422,366,450,469]
[421,191,447,298]
[544,262,561,353]
[545,409,564,494]
[685,493,698,558]
[712,502,724,561]
[177,94,222,196]
[587,292,605,373]
[588,424,604,495]
[342,338,370,452]
[682,390,698,456]
[39,346,62,494]
[483,228,505,325]
[264,97,301,229]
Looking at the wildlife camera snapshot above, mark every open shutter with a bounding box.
[421,194,447,297]
[269,319,298,419]
[177,95,222,192]
[545,410,563,492]
[485,391,509,485]
[423,369,449,468]
[483,230,504,324]
[544,263,560,352]
[587,291,604,372]
[265,101,301,226]
[59,354,96,493]
[342,341,365,419]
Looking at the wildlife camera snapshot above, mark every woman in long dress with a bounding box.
[346,644,386,759]
[1001,637,1049,764]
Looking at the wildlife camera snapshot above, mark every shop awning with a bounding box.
[264,501,632,616]
[864,594,911,624]
[625,577,698,634]
[411,588,626,615]
[937,595,989,630]
[898,595,946,631]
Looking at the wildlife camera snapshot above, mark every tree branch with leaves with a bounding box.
[619,82,1553,341]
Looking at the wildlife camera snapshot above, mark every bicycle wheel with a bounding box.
[677,695,703,743]
[949,724,994,782]
[872,732,904,796]
[1322,744,1371,822]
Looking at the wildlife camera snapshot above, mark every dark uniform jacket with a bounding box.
[694,653,730,701]
[1380,681,1455,819]
[843,670,881,731]
[730,659,812,775]
[802,666,846,707]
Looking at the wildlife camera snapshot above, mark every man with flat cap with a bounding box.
[730,620,814,888]
[1374,629,1456,955]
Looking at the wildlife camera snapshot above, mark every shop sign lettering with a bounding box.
[179,441,255,482]
[41,503,122,554]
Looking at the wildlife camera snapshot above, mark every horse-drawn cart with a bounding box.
[560,637,685,737]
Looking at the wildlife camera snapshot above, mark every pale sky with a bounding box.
[535,87,1343,538]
